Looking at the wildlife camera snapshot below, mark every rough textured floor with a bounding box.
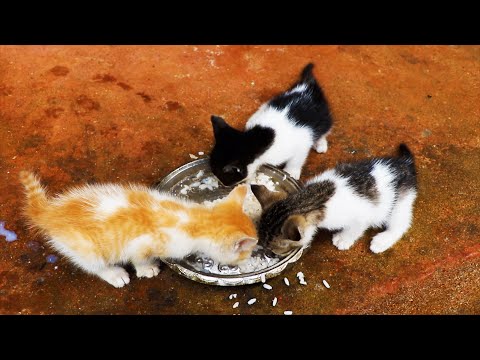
[0,45,479,314]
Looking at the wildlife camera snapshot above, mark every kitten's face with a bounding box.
[251,184,303,254]
[209,116,249,186]
[263,218,304,256]
[201,184,258,264]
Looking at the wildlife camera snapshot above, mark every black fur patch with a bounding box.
[269,63,332,140]
[335,161,379,201]
[383,156,417,193]
[257,180,336,246]
[335,144,417,200]
[210,121,274,186]
[393,143,417,192]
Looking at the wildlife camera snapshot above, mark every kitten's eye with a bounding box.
[223,165,242,174]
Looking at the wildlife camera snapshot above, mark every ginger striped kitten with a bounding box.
[19,171,257,288]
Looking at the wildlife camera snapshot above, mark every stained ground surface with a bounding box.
[0,45,479,315]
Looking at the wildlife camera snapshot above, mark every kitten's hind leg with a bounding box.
[370,190,417,253]
[97,266,131,288]
[332,224,367,250]
[49,238,130,288]
[132,259,161,279]
[314,134,329,153]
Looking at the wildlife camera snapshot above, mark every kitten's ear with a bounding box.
[226,184,248,204]
[270,239,303,256]
[234,237,258,253]
[251,184,288,210]
[211,115,230,137]
[281,215,306,241]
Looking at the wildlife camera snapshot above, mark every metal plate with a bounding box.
[152,158,305,286]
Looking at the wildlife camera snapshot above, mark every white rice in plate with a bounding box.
[179,172,219,194]
[183,170,284,275]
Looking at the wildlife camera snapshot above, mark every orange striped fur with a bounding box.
[19,171,257,288]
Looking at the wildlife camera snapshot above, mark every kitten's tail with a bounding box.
[19,171,49,221]
[299,63,316,85]
[398,143,414,160]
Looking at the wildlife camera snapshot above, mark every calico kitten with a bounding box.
[19,171,257,288]
[210,63,333,185]
[252,144,417,254]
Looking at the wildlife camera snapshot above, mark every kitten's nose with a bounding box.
[215,175,244,187]
[223,165,242,174]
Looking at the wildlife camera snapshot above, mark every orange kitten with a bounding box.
[19,171,257,288]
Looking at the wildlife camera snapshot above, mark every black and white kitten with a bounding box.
[209,63,333,186]
[252,144,417,254]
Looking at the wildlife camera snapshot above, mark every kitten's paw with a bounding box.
[315,138,328,153]
[332,233,354,250]
[135,264,161,278]
[270,239,302,255]
[370,233,395,253]
[285,169,301,180]
[98,267,130,288]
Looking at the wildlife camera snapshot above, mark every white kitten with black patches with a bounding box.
[253,144,417,254]
[209,63,333,186]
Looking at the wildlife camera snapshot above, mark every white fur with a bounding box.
[122,235,153,261]
[96,190,128,217]
[163,228,196,259]
[54,184,130,220]
[245,104,314,180]
[162,228,241,264]
[314,131,330,153]
[48,236,134,288]
[134,263,160,278]
[97,266,130,288]
[121,234,161,277]
[48,237,106,273]
[285,84,307,94]
[174,211,189,224]
[302,163,416,252]
[298,224,318,247]
[370,189,417,253]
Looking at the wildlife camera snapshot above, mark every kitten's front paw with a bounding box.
[332,233,354,250]
[315,138,328,153]
[370,233,394,253]
[285,169,301,180]
[135,264,161,278]
[99,267,131,288]
[270,239,302,255]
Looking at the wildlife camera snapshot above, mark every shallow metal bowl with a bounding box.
[152,158,305,286]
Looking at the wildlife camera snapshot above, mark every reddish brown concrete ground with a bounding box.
[1,45,479,314]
